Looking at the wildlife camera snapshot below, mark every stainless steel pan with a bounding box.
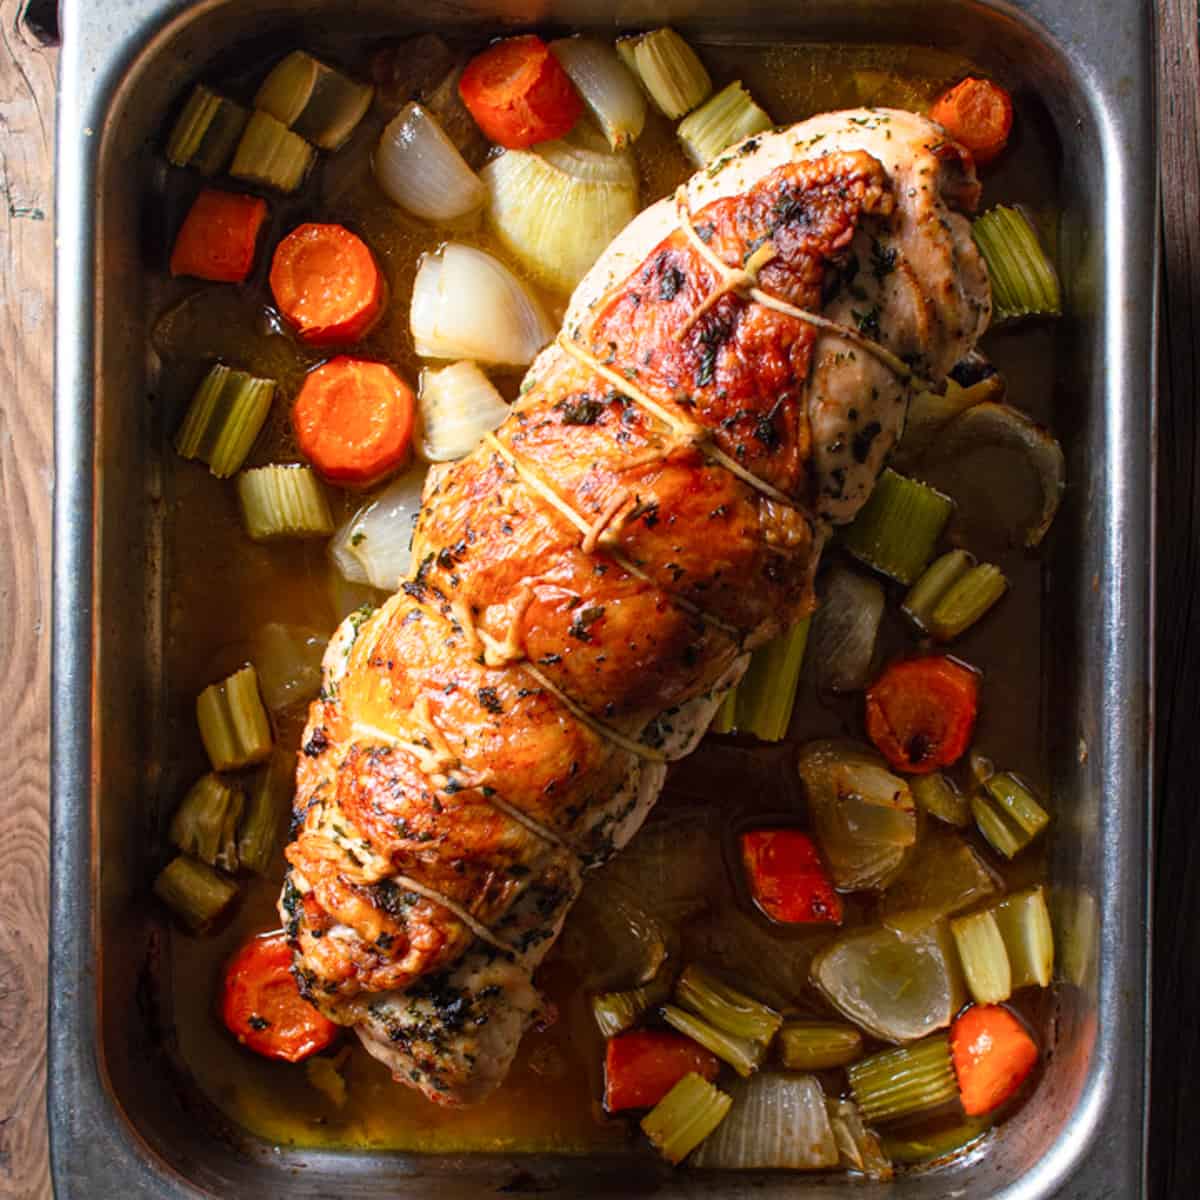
[50,1,1156,1195]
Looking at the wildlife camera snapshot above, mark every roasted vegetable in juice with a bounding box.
[169,189,268,284]
[929,77,1013,166]
[640,1072,731,1164]
[740,829,843,924]
[950,1004,1039,1116]
[604,1030,720,1112]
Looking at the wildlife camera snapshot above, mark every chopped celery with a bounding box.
[910,771,971,827]
[992,885,1054,988]
[255,51,374,151]
[617,28,712,119]
[674,963,782,1046]
[169,773,244,872]
[677,81,772,167]
[903,549,972,630]
[950,909,1012,1005]
[166,85,248,175]
[660,1004,764,1077]
[842,468,954,585]
[641,1071,731,1164]
[847,1033,958,1125]
[153,855,239,931]
[196,664,273,772]
[929,564,1008,640]
[238,760,287,875]
[972,205,1062,322]
[972,772,1050,859]
[237,464,335,541]
[777,1021,863,1071]
[230,110,315,193]
[591,973,671,1038]
[724,617,810,741]
[175,363,276,479]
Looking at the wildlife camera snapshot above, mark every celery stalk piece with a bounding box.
[230,110,316,193]
[641,1072,732,1164]
[881,1114,992,1165]
[618,28,712,119]
[731,617,811,741]
[777,1021,864,1071]
[255,51,374,151]
[674,963,782,1046]
[929,563,1008,640]
[992,885,1054,988]
[972,205,1062,322]
[196,664,273,772]
[847,1033,958,1125]
[237,464,335,541]
[175,363,276,479]
[166,85,249,175]
[973,772,1050,859]
[910,771,971,827]
[677,81,772,167]
[660,1004,764,1077]
[950,909,1012,1005]
[153,855,239,931]
[169,773,244,871]
[841,468,954,584]
[237,760,287,875]
[591,973,671,1038]
[903,549,972,630]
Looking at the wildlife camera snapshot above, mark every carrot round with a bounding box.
[269,222,385,346]
[604,1030,720,1113]
[292,356,415,487]
[864,655,979,774]
[740,829,843,925]
[950,1004,1038,1116]
[221,932,338,1063]
[459,35,582,149]
[170,188,268,283]
[930,77,1014,167]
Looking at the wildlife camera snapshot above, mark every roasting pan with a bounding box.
[49,0,1156,1195]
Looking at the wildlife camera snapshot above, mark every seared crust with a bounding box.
[280,110,988,1104]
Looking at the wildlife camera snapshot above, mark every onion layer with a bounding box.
[410,243,554,366]
[808,566,885,692]
[328,467,427,591]
[482,128,638,294]
[375,102,485,224]
[550,38,646,150]
[418,361,509,461]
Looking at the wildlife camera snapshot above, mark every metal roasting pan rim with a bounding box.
[49,0,1156,1196]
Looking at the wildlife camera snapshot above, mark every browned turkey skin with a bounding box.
[281,110,988,1105]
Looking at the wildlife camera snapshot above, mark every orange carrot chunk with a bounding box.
[170,188,268,283]
[292,356,415,488]
[950,1004,1039,1116]
[604,1030,721,1113]
[269,222,385,346]
[459,35,582,149]
[221,932,338,1063]
[865,655,979,774]
[740,829,843,925]
[929,77,1014,167]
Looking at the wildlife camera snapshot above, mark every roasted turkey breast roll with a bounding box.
[281,108,990,1104]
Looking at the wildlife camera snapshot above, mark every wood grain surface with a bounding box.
[0,2,1192,1198]
[0,0,55,1196]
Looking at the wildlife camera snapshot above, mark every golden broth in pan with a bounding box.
[153,37,1060,1153]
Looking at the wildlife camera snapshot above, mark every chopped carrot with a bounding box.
[292,357,415,488]
[458,35,582,149]
[930,77,1014,167]
[170,188,268,283]
[865,655,979,774]
[269,222,385,346]
[950,1004,1038,1116]
[604,1030,721,1113]
[740,829,843,925]
[221,932,339,1063]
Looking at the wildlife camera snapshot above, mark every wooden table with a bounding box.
[0,2,1194,1196]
